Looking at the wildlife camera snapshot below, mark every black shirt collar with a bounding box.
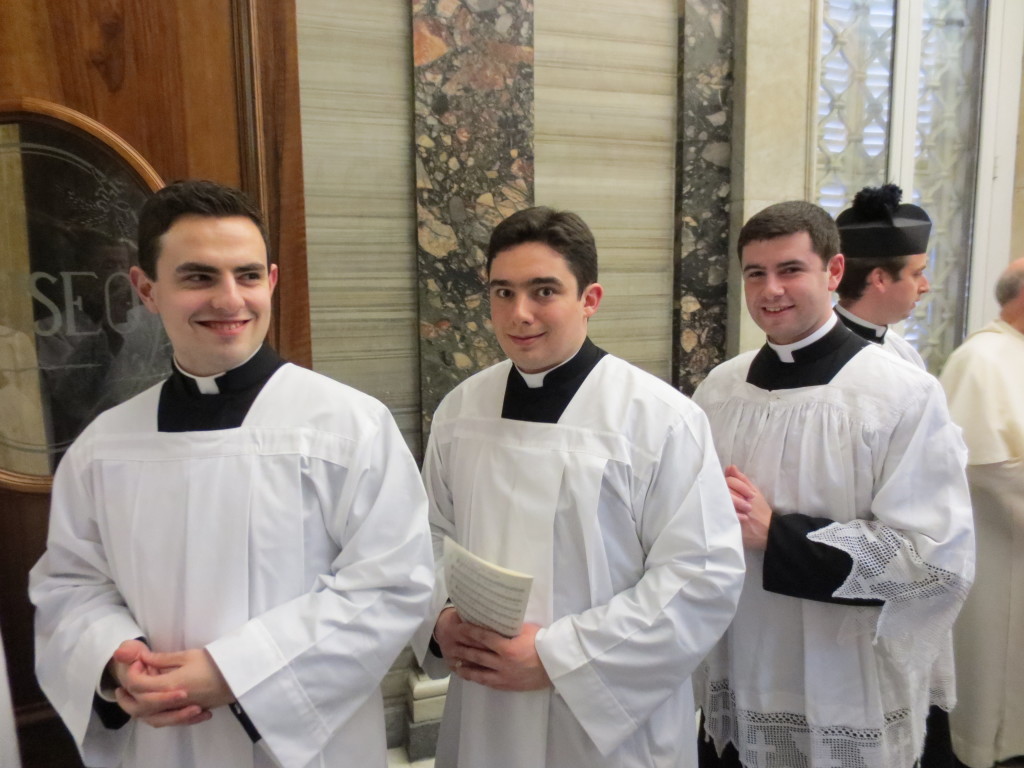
[158,344,286,432]
[835,305,886,343]
[746,321,867,391]
[501,338,607,423]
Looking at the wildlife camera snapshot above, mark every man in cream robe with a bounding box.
[414,207,745,768]
[30,181,433,768]
[695,201,973,768]
[941,258,1024,768]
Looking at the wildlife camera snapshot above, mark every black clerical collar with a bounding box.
[158,344,286,432]
[746,320,867,390]
[835,304,886,343]
[502,338,607,423]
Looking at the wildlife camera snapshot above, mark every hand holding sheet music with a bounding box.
[443,537,533,638]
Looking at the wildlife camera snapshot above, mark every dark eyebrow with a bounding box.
[487,276,565,289]
[742,260,805,275]
[174,262,267,275]
[175,262,218,275]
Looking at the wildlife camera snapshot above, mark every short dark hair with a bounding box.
[136,180,270,277]
[486,207,597,296]
[737,201,840,266]
[835,255,907,301]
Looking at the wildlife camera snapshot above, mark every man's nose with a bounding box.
[763,273,784,296]
[211,278,245,312]
[510,295,533,323]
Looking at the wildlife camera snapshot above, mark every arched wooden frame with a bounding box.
[0,99,163,494]
[0,0,308,494]
[0,98,164,189]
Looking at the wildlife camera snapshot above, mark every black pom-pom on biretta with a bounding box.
[836,183,931,259]
[850,183,903,220]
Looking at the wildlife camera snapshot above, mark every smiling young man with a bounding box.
[30,180,434,768]
[692,201,974,768]
[834,184,932,369]
[413,207,744,768]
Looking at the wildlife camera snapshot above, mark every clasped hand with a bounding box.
[109,639,234,727]
[433,607,551,692]
[725,464,772,550]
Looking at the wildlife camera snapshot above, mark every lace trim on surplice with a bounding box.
[807,520,970,664]
[703,679,919,768]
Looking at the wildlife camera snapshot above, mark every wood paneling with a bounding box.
[0,3,309,764]
[252,0,311,367]
[0,0,240,185]
[0,0,310,367]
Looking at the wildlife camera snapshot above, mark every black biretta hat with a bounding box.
[836,184,931,259]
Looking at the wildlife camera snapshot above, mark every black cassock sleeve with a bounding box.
[93,694,131,730]
[763,513,884,606]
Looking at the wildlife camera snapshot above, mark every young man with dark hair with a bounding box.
[834,184,932,369]
[30,180,434,768]
[694,201,973,768]
[414,206,745,767]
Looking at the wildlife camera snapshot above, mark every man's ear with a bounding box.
[582,282,603,318]
[826,254,844,292]
[129,266,160,315]
[868,266,891,291]
[268,263,279,294]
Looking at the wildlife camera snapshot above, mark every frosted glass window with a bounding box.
[815,0,986,371]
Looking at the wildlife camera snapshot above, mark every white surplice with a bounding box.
[941,319,1024,768]
[694,343,974,768]
[881,329,926,369]
[413,354,745,768]
[834,305,926,369]
[30,364,434,768]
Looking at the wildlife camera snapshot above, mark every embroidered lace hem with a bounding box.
[703,680,928,768]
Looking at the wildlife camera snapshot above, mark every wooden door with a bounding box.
[0,2,309,764]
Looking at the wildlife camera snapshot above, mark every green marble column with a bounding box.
[674,0,735,394]
[412,0,534,436]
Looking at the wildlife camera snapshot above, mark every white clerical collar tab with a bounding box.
[835,303,886,337]
[518,369,547,389]
[174,359,222,394]
[768,313,838,363]
[514,345,583,389]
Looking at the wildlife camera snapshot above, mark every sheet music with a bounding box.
[443,537,533,638]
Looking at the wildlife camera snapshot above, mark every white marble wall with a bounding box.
[535,0,679,380]
[296,1,422,453]
[729,0,817,353]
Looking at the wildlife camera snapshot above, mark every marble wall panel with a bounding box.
[673,0,734,394]
[413,0,535,432]
[535,0,678,380]
[297,2,422,453]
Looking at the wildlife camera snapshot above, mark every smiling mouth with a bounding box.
[762,306,793,314]
[199,319,251,332]
[508,332,543,343]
